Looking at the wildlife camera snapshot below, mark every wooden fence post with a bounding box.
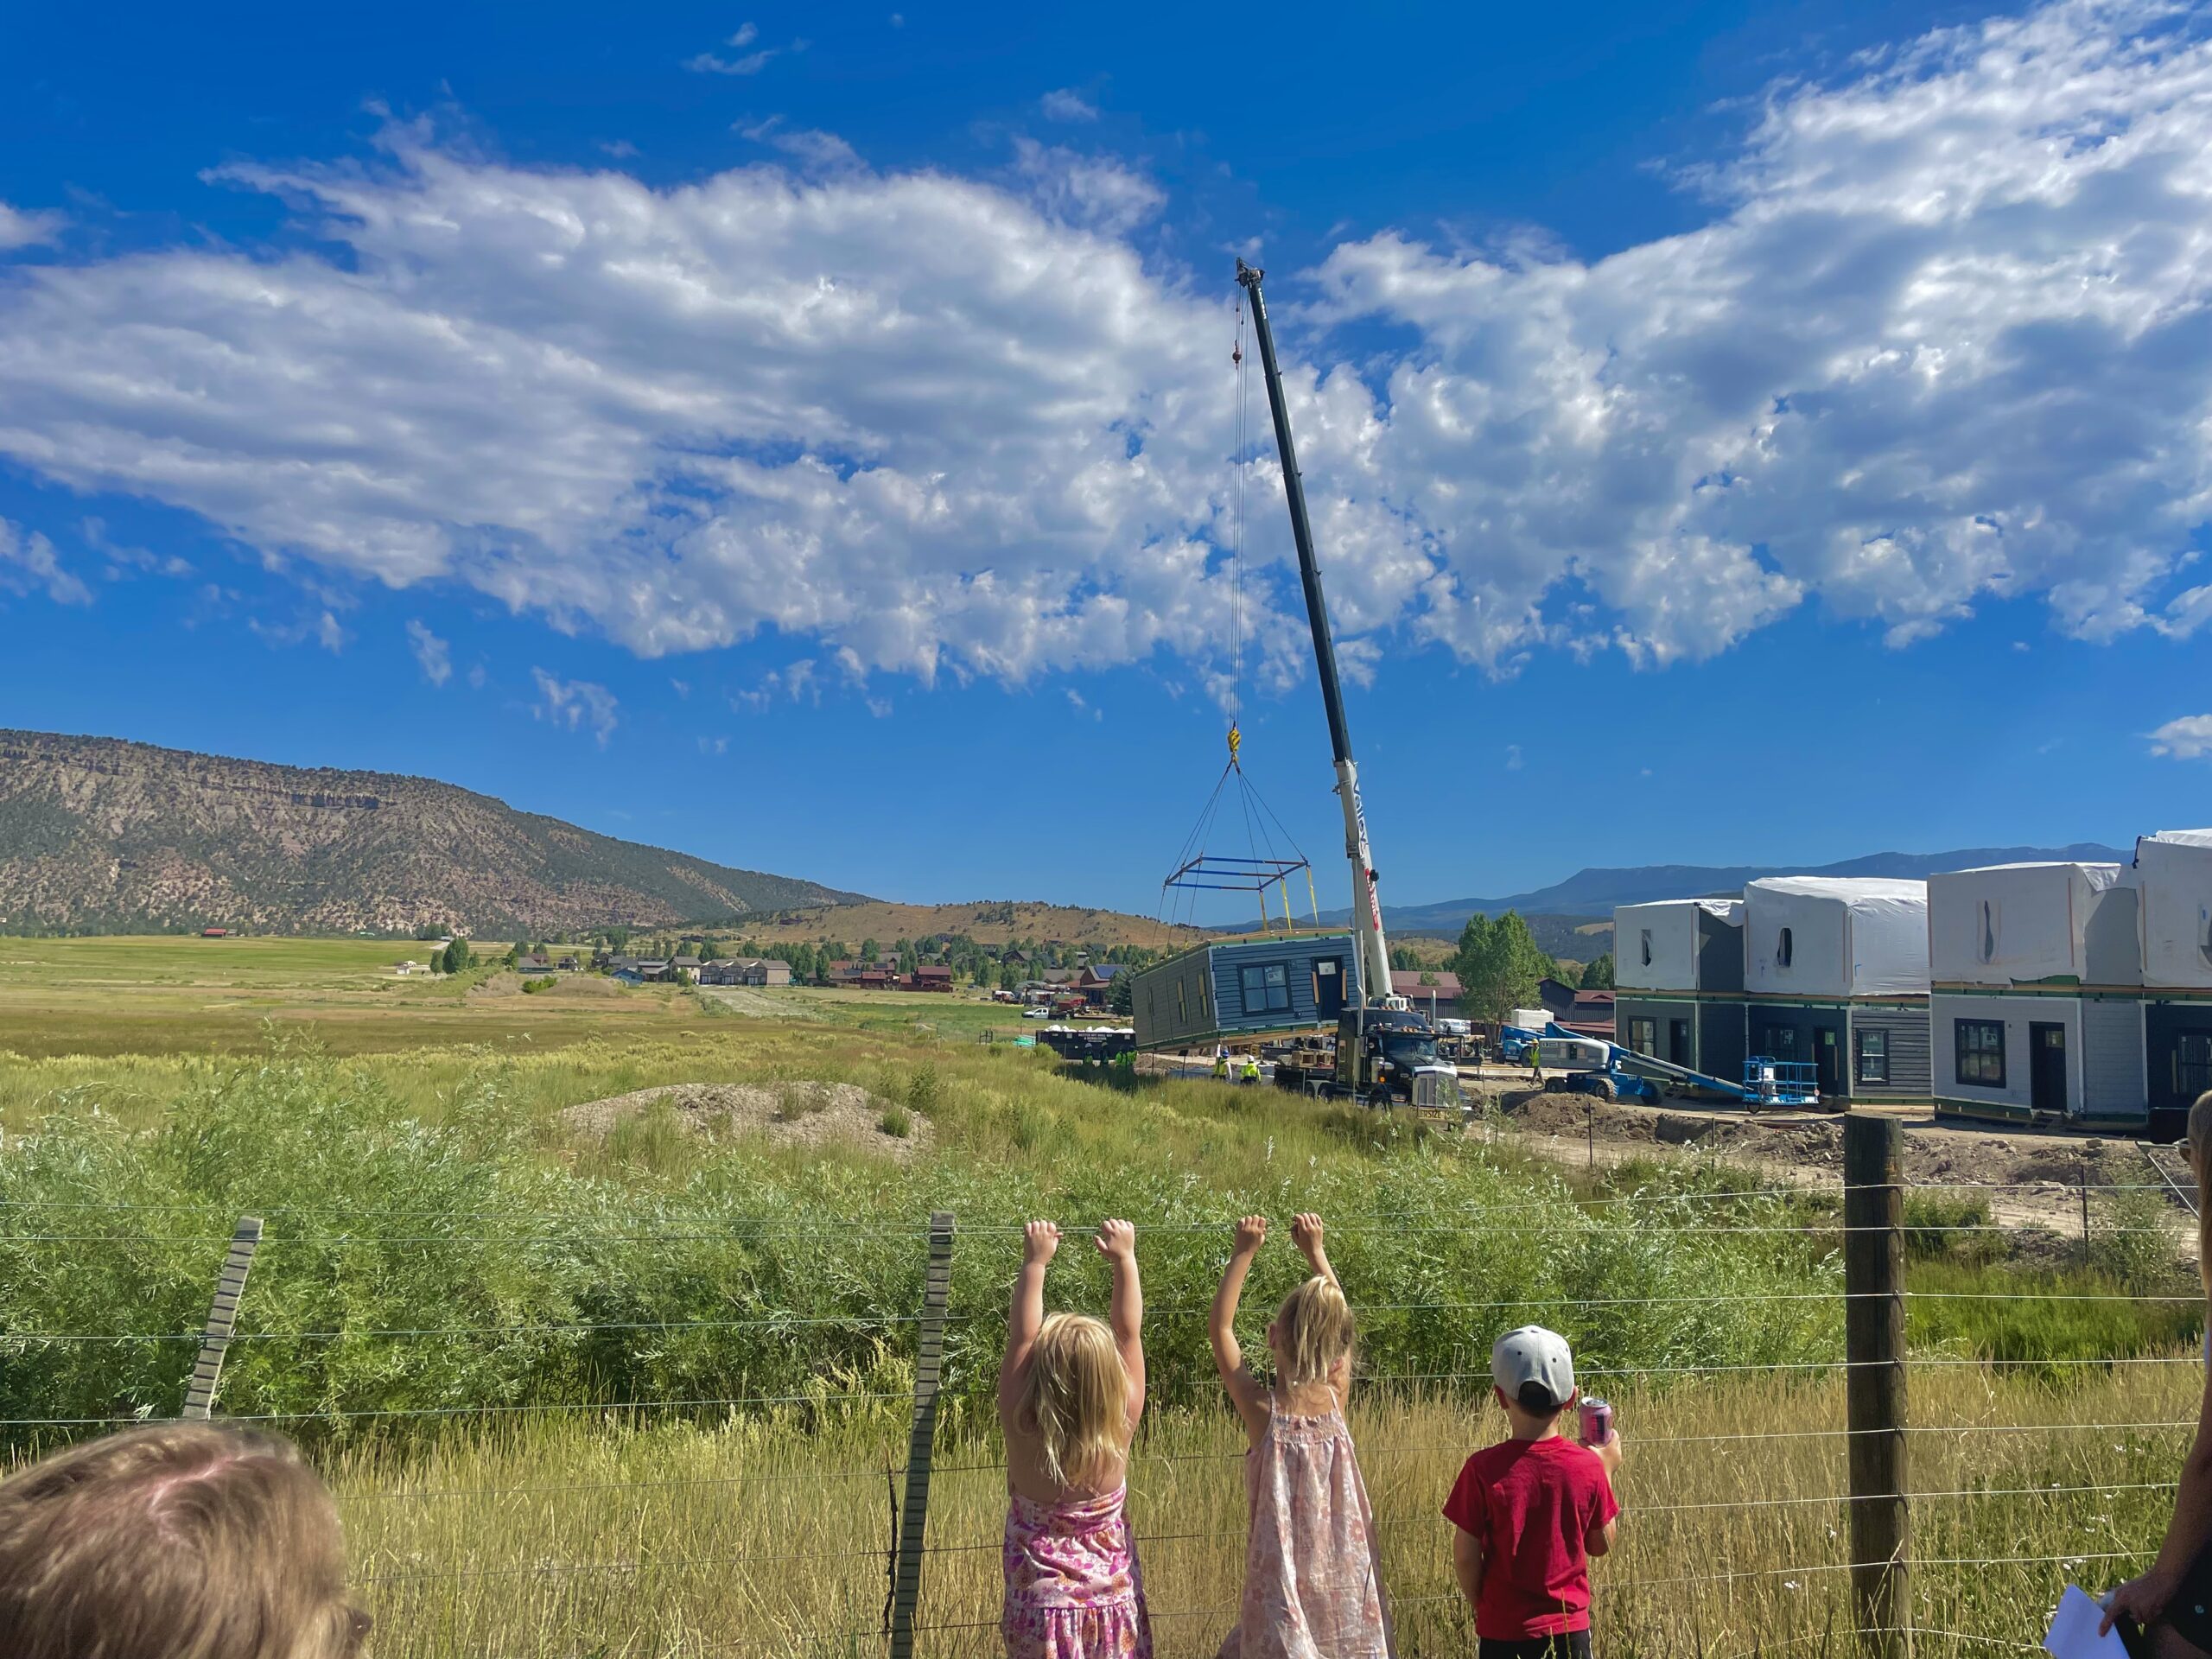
[888,1211,957,1659]
[181,1217,263,1421]
[1844,1116,1908,1659]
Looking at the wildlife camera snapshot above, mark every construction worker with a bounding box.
[1212,1046,1230,1081]
[1239,1053,1262,1085]
[1529,1040,1544,1085]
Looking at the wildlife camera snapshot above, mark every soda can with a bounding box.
[1579,1396,1614,1447]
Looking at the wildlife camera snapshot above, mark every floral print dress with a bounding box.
[1217,1404,1393,1659]
[1002,1485,1152,1659]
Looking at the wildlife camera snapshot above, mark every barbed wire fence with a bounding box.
[0,1123,2203,1658]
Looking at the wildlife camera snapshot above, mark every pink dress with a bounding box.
[1002,1485,1153,1659]
[1218,1402,1393,1659]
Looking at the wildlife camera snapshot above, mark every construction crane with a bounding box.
[1238,258,1458,1112]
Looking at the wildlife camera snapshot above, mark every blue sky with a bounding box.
[3,0,2211,922]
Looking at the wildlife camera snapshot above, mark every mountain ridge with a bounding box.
[0,728,865,936]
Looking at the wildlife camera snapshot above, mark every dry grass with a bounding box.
[336,1362,2196,1658]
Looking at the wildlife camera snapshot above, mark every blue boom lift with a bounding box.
[1503,1021,1821,1109]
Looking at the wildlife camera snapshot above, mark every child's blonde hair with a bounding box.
[1015,1313,1129,1493]
[1274,1274,1356,1385]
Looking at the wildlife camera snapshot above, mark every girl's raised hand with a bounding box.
[1233,1214,1268,1253]
[1023,1220,1061,1263]
[1094,1218,1136,1262]
[1290,1211,1325,1260]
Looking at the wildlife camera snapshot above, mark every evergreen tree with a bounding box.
[1581,951,1616,990]
[1109,973,1134,1016]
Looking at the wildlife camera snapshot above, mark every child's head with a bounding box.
[1491,1324,1577,1426]
[1016,1312,1130,1492]
[1268,1274,1356,1386]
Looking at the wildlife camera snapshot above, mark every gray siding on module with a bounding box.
[1848,1004,1932,1100]
[1616,993,1747,1085]
[1745,998,1930,1102]
[1131,933,1364,1051]
[2082,997,2147,1121]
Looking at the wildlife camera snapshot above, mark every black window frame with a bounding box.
[1628,1016,1657,1056]
[1855,1027,1889,1085]
[1238,961,1292,1016]
[1955,1018,2006,1088]
[1758,1024,1798,1060]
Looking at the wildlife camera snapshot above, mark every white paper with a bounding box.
[2044,1584,2131,1659]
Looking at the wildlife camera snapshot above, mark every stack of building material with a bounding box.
[1928,861,2142,1128]
[1611,899,1745,1083]
[1740,877,1929,1103]
[2136,830,2212,1136]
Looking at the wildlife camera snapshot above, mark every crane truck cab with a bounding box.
[1335,1006,1461,1111]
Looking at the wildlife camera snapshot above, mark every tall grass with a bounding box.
[331,1363,2200,1658]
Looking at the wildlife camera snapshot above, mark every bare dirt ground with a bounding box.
[558,1081,931,1160]
[1464,1068,2187,1236]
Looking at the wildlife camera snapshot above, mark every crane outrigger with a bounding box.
[1236,258,1459,1112]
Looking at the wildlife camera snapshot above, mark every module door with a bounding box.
[1314,957,1346,1020]
[2030,1023,2069,1116]
[1814,1026,1840,1096]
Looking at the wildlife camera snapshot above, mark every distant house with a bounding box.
[1002,950,1030,969]
[200,927,230,938]
[905,964,954,993]
[1077,963,1126,1007]
[556,954,581,973]
[1040,968,1078,987]
[828,959,898,989]
[700,957,793,988]
[1389,969,1463,1015]
[518,953,556,973]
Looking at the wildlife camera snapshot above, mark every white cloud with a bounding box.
[2150,714,2212,760]
[531,668,620,745]
[686,22,778,74]
[671,677,690,697]
[698,734,729,754]
[0,518,90,606]
[0,203,60,251]
[735,118,859,170]
[1040,89,1098,123]
[406,619,453,685]
[1503,744,1523,772]
[9,2,2212,692]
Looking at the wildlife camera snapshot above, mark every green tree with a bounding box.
[1552,959,1584,988]
[1109,972,1134,1016]
[1581,951,1616,990]
[1451,911,1551,1022]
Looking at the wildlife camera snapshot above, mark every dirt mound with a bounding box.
[558,1081,930,1160]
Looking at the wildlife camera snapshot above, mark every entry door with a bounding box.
[1815,1027,1840,1096]
[2031,1023,2068,1115]
[1314,957,1346,1020]
[1669,1020,1691,1067]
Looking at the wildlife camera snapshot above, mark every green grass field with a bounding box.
[0,931,2202,1656]
[0,932,1039,1078]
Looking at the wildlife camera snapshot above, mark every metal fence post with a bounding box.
[888,1211,956,1659]
[181,1216,263,1421]
[1843,1116,1908,1659]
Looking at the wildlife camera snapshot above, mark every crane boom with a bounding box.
[1236,257,1400,1012]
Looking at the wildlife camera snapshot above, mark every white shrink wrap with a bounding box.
[1745,877,1929,999]
[1615,899,1742,993]
[2139,830,2212,989]
[1929,862,2127,986]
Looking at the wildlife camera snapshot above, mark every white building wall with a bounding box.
[1930,993,2082,1116]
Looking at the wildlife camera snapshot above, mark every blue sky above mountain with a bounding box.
[2,0,2209,918]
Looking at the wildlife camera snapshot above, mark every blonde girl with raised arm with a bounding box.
[998,1218,1152,1659]
[1211,1211,1391,1659]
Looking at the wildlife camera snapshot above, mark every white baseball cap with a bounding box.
[1492,1325,1575,1410]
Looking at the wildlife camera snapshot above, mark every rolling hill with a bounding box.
[0,729,862,937]
[743,899,1210,951]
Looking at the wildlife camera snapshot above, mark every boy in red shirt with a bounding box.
[1443,1325,1622,1658]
